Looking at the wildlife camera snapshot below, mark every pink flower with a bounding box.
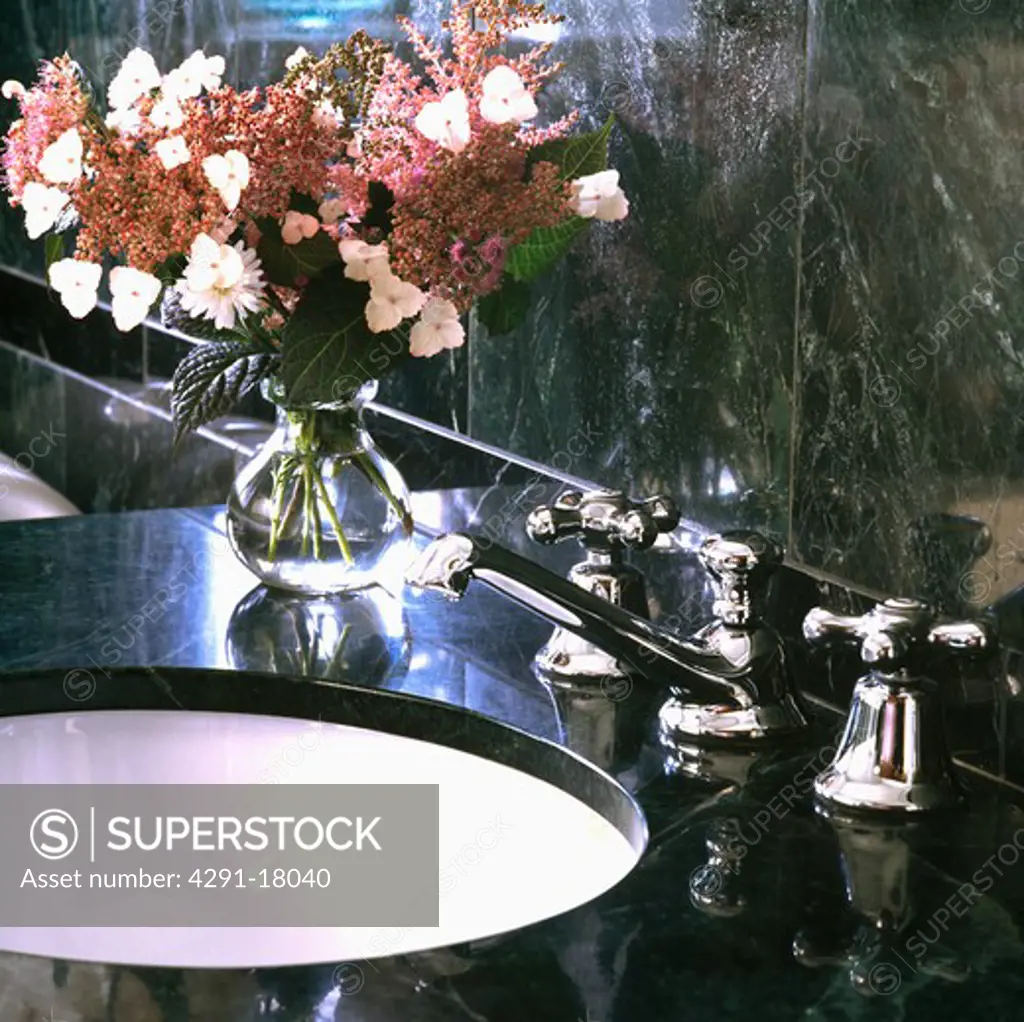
[365,273,425,332]
[410,298,465,356]
[281,211,319,245]
[340,238,390,282]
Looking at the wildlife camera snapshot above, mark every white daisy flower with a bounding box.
[178,234,265,332]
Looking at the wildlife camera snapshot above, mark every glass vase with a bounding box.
[226,378,413,595]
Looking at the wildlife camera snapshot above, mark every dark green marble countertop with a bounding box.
[1,507,1024,1022]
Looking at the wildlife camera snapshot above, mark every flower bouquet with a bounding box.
[1,0,629,593]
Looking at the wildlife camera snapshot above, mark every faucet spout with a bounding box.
[406,533,809,742]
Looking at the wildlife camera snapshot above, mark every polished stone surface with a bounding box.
[0,507,1024,1018]
[3,0,1024,664]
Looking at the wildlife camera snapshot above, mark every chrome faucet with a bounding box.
[803,598,992,814]
[524,489,680,687]
[405,523,809,743]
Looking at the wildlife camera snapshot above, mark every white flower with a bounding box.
[108,49,162,111]
[38,129,84,185]
[318,199,346,226]
[410,299,465,357]
[109,266,162,332]
[281,211,319,246]
[312,100,344,130]
[149,94,184,130]
[414,89,471,153]
[182,233,243,290]
[178,234,265,331]
[155,135,191,171]
[365,273,426,333]
[48,258,102,320]
[339,238,390,282]
[21,182,69,239]
[479,66,538,126]
[2,80,25,100]
[202,150,250,212]
[163,50,225,101]
[105,106,142,134]
[570,169,629,222]
[285,47,311,70]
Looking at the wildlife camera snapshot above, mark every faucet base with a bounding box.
[657,693,809,743]
[812,672,962,814]
[532,628,628,689]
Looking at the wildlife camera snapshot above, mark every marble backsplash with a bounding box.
[2,0,1024,614]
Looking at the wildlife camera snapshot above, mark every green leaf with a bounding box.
[44,235,65,274]
[280,273,409,405]
[529,115,614,180]
[504,218,588,282]
[256,217,342,288]
[153,253,187,287]
[171,341,276,444]
[476,277,533,336]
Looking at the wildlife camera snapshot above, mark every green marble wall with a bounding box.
[4,0,1024,608]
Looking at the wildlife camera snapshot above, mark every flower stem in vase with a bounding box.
[351,451,414,537]
[313,467,355,566]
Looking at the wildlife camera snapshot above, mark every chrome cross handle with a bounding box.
[526,489,680,553]
[802,598,993,815]
[803,597,989,670]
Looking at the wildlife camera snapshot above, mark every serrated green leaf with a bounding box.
[476,277,532,336]
[504,218,588,282]
[280,273,409,405]
[44,235,64,274]
[529,115,614,181]
[256,217,342,288]
[171,341,276,443]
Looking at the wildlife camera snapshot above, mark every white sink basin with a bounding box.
[0,708,645,969]
[0,453,79,522]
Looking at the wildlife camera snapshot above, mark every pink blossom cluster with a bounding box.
[1,0,630,358]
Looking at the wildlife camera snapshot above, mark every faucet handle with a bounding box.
[803,598,991,672]
[526,489,680,553]
[698,531,784,627]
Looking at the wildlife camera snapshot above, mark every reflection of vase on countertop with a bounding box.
[226,585,411,686]
[227,379,414,596]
